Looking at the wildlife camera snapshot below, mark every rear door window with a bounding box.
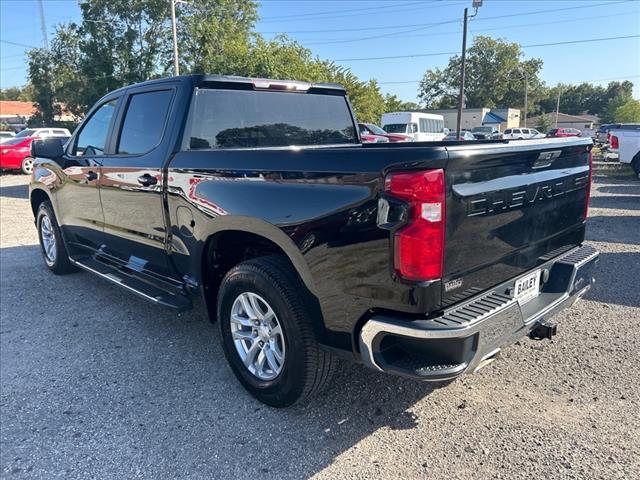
[188,89,357,149]
[117,90,173,154]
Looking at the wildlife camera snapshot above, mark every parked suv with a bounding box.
[14,127,71,138]
[29,75,598,407]
[503,128,544,140]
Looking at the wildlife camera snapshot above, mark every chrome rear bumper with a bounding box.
[358,244,599,381]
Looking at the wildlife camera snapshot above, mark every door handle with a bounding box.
[85,171,98,181]
[137,173,158,187]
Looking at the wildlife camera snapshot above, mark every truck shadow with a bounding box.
[583,251,640,309]
[0,244,439,479]
[0,183,28,200]
[588,195,640,211]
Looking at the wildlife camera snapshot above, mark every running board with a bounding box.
[70,256,192,312]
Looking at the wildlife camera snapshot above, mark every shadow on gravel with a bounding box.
[0,244,439,479]
[587,215,640,245]
[589,195,640,210]
[584,251,640,308]
[596,185,640,195]
[0,183,28,200]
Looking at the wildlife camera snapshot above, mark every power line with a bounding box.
[259,0,630,34]
[378,74,640,85]
[260,1,442,22]
[0,39,39,49]
[334,34,640,61]
[303,10,634,46]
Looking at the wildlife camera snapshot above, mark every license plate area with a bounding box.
[514,269,541,305]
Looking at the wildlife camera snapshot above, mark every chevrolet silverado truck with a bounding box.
[29,75,599,407]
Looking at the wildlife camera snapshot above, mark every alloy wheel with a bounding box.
[230,292,286,381]
[40,214,57,264]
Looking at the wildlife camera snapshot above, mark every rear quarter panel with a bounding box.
[166,145,448,351]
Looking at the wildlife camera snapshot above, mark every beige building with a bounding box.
[421,107,521,132]
[527,112,600,130]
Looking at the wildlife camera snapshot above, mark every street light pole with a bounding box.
[170,0,179,76]
[456,1,482,139]
[555,88,561,127]
[455,7,468,140]
[523,70,528,128]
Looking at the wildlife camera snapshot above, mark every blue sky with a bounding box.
[1,0,639,102]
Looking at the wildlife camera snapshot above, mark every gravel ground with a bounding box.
[1,171,639,480]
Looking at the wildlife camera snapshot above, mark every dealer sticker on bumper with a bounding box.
[514,269,541,305]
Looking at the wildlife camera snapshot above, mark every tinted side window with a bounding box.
[75,99,118,156]
[118,90,173,155]
[504,129,512,134]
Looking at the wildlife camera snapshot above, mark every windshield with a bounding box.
[15,129,36,138]
[188,89,358,149]
[472,126,493,133]
[1,137,28,146]
[365,124,387,135]
[383,123,408,134]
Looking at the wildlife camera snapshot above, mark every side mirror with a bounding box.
[31,137,65,160]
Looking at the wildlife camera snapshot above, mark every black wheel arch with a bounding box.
[198,221,323,331]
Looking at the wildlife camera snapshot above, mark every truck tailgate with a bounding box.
[442,138,592,305]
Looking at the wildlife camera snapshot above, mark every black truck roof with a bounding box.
[111,74,346,95]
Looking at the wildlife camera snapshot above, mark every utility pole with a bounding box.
[555,88,561,127]
[37,0,48,50]
[170,0,180,76]
[456,1,482,139]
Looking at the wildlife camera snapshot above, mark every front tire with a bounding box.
[217,256,336,407]
[36,201,77,275]
[21,157,34,175]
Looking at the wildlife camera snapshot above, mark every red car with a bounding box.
[359,123,412,142]
[360,132,389,143]
[546,128,582,138]
[0,136,37,174]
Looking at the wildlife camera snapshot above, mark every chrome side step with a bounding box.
[70,256,192,312]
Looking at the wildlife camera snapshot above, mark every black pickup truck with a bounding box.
[29,75,599,407]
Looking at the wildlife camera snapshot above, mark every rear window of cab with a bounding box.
[186,89,358,149]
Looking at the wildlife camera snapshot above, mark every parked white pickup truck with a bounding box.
[610,129,640,177]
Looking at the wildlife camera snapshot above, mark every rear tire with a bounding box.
[21,157,34,175]
[631,153,640,178]
[217,256,336,407]
[36,201,77,275]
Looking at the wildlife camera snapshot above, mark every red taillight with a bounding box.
[584,152,592,220]
[610,135,619,149]
[385,169,445,281]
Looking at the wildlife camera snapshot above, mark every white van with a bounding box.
[381,112,446,141]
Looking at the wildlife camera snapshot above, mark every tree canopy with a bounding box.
[418,36,545,115]
[26,0,391,124]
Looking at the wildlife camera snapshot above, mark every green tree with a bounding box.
[383,94,421,112]
[418,36,544,114]
[27,49,60,126]
[27,0,388,124]
[535,113,553,134]
[614,99,640,123]
[538,80,634,119]
[0,86,34,102]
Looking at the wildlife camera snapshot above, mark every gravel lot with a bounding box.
[1,171,639,479]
